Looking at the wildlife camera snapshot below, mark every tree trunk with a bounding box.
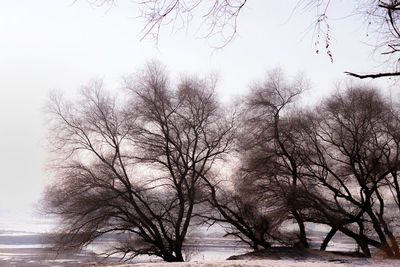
[357,221,371,258]
[358,238,371,257]
[163,251,184,262]
[320,227,338,250]
[292,209,309,248]
[174,249,184,262]
[255,238,272,249]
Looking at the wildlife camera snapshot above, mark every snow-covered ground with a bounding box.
[90,258,400,267]
[78,247,400,267]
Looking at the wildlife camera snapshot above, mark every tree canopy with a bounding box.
[45,63,235,262]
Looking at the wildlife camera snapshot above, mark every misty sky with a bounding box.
[0,0,394,220]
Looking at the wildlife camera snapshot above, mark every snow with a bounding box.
[99,259,400,267]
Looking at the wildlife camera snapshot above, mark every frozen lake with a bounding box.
[0,213,360,266]
[0,231,251,266]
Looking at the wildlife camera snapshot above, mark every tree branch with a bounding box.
[344,71,400,79]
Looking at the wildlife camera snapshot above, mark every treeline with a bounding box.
[45,63,400,262]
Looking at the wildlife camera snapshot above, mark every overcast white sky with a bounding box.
[0,0,395,221]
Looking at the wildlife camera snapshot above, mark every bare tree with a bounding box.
[198,169,280,250]
[233,76,400,256]
[233,69,311,248]
[44,63,234,262]
[299,86,400,257]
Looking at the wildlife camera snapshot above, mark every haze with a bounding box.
[0,0,390,220]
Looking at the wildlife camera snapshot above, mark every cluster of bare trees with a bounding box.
[45,64,400,262]
[238,72,400,257]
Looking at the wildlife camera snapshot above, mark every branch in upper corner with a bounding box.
[344,71,400,79]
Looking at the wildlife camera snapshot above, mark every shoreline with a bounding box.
[73,248,400,267]
[2,245,400,267]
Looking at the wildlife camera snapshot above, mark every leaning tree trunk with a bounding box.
[320,227,338,250]
[292,209,309,248]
